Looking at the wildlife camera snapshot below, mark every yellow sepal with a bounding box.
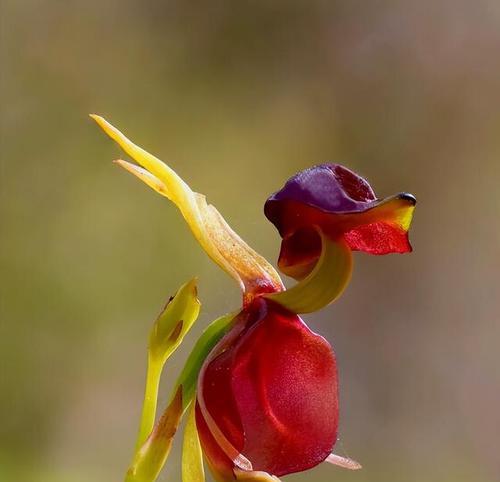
[91,115,283,296]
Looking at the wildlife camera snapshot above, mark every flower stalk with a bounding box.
[136,355,163,451]
[126,279,200,481]
[126,387,184,482]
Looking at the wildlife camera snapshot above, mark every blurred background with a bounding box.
[1,1,500,481]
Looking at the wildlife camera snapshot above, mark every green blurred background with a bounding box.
[1,1,499,481]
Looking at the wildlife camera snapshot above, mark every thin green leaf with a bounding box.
[174,311,238,412]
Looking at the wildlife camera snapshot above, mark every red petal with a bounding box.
[344,220,412,254]
[197,300,339,478]
[343,194,415,254]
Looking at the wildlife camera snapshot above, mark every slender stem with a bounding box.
[135,355,163,451]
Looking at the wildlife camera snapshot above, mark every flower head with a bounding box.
[265,163,416,279]
[92,116,415,482]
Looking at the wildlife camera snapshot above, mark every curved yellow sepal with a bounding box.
[91,115,283,297]
[266,231,352,314]
[182,400,205,482]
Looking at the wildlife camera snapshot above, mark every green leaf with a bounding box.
[174,311,238,412]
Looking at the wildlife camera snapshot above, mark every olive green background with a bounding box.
[1,1,499,481]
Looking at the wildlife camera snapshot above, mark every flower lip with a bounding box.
[196,297,339,478]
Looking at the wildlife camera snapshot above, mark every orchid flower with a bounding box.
[92,115,416,482]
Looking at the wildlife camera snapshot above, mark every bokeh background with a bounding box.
[2,1,500,481]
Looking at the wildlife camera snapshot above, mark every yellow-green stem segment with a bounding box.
[126,311,237,482]
[129,279,200,468]
[265,231,353,314]
[135,355,163,451]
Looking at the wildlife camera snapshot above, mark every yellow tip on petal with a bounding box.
[365,193,416,232]
[92,114,283,296]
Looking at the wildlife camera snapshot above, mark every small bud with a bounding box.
[149,278,201,363]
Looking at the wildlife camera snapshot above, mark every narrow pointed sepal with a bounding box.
[91,115,283,297]
[265,232,352,313]
[182,400,205,482]
[325,453,362,470]
[114,159,171,198]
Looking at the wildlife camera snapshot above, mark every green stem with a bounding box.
[126,311,238,482]
[135,355,163,451]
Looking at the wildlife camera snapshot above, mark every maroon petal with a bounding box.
[197,299,338,478]
[264,164,416,278]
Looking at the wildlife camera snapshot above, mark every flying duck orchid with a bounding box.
[92,115,416,482]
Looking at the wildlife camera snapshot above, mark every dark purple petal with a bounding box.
[265,164,377,236]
